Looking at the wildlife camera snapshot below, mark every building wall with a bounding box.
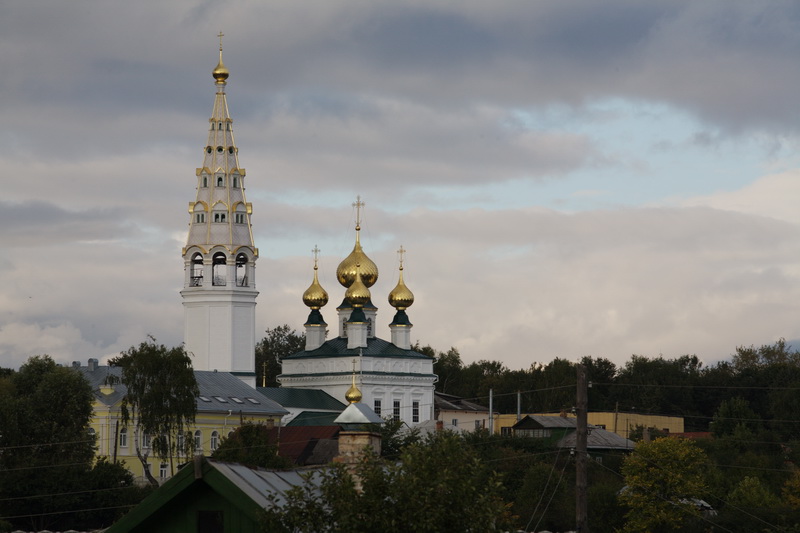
[492,412,684,438]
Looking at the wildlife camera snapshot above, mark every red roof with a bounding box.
[267,426,340,464]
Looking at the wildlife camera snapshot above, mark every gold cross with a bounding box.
[397,245,406,268]
[312,245,320,269]
[352,358,357,373]
[353,195,365,227]
[218,31,224,51]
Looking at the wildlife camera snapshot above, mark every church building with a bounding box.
[180,38,258,387]
[279,201,436,425]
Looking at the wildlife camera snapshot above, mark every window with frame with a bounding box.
[195,213,206,223]
[234,213,246,224]
[202,176,208,188]
[119,427,128,448]
[213,212,227,223]
[412,401,419,423]
[210,431,219,451]
[475,420,482,430]
[232,176,239,187]
[142,433,151,449]
[194,430,202,452]
[216,176,224,187]
[374,399,381,416]
[393,400,400,421]
[177,432,185,455]
[452,419,458,427]
[159,462,168,480]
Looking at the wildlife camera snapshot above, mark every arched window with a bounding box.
[119,427,128,448]
[212,253,227,286]
[202,175,208,187]
[177,432,185,455]
[190,253,203,286]
[195,212,206,224]
[210,431,219,451]
[194,430,202,452]
[232,176,238,187]
[236,253,248,287]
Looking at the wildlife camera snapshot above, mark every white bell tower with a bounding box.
[181,34,258,387]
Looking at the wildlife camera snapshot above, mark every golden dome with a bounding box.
[345,267,371,308]
[302,264,328,310]
[345,381,362,404]
[336,228,378,288]
[213,33,229,84]
[388,266,414,311]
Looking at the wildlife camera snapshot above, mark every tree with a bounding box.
[0,356,140,531]
[109,337,199,486]
[261,431,513,532]
[710,396,760,438]
[211,422,291,469]
[620,437,710,532]
[256,325,305,387]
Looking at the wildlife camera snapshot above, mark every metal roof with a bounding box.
[283,336,434,360]
[258,387,346,411]
[208,460,323,508]
[76,364,288,416]
[286,411,341,427]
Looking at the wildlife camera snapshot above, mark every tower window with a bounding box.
[216,176,224,187]
[190,253,203,286]
[213,212,227,223]
[236,253,248,287]
[202,176,208,187]
[195,213,205,224]
[232,176,238,188]
[212,253,227,286]
[228,146,234,154]
[234,213,245,224]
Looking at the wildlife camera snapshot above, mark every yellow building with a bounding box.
[493,411,683,439]
[77,359,287,483]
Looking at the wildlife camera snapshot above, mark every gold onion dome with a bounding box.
[345,378,362,404]
[302,264,328,310]
[336,227,378,288]
[388,266,414,310]
[345,267,371,308]
[213,34,229,83]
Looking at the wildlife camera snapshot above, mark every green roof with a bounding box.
[286,411,341,427]
[257,387,346,411]
[283,337,433,360]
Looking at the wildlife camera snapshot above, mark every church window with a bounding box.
[234,213,245,224]
[232,176,238,187]
[119,427,128,448]
[226,123,230,131]
[412,401,419,423]
[216,176,224,187]
[190,253,204,286]
[217,146,224,154]
[159,462,168,480]
[202,176,208,187]
[206,146,213,153]
[228,146,234,154]
[212,253,227,286]
[213,212,226,223]
[236,253,248,286]
[194,430,202,451]
[374,399,381,416]
[195,213,205,224]
[393,400,400,421]
[218,122,223,130]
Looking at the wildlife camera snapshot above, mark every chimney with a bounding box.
[72,361,80,368]
[87,358,98,372]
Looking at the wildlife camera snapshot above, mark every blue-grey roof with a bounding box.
[286,411,341,427]
[283,336,434,360]
[258,387,345,411]
[76,364,288,416]
[334,402,383,426]
[208,460,324,508]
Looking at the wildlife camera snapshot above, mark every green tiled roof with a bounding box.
[257,387,346,411]
[283,336,433,360]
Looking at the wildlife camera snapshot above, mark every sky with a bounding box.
[2,1,800,372]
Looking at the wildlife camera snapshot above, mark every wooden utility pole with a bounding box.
[576,364,589,532]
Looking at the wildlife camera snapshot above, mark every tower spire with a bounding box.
[181,37,259,386]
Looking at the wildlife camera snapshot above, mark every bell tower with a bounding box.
[181,35,258,386]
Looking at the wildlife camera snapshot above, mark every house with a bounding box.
[77,359,287,483]
[434,391,493,431]
[494,411,684,439]
[105,456,322,533]
[511,415,635,458]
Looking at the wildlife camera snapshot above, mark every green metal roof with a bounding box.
[283,336,433,360]
[257,387,346,411]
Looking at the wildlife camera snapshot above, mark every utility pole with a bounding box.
[576,364,589,533]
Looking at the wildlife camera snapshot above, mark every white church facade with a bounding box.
[279,203,437,426]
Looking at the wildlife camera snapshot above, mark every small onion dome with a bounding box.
[345,375,362,404]
[336,228,378,288]
[213,51,229,83]
[388,266,414,311]
[302,266,328,310]
[345,267,371,308]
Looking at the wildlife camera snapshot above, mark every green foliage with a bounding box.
[620,437,709,532]
[367,417,421,460]
[256,325,305,387]
[0,356,142,531]
[211,422,291,469]
[109,337,199,486]
[710,396,760,438]
[261,431,514,532]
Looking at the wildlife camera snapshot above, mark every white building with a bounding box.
[180,40,258,387]
[279,204,436,425]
